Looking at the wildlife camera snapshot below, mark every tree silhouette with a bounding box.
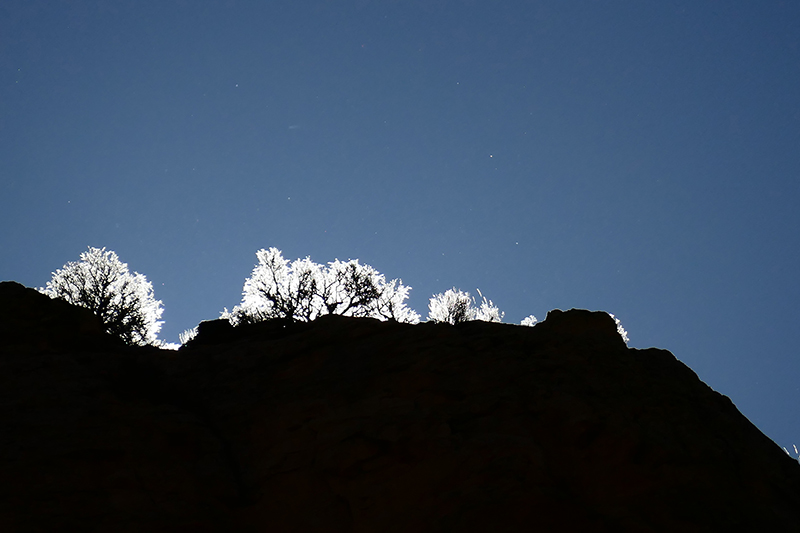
[227,247,419,324]
[42,247,163,345]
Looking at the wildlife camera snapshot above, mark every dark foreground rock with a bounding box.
[1,281,799,532]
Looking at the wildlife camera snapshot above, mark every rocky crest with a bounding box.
[2,280,799,532]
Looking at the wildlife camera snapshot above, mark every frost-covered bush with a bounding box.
[784,444,800,464]
[179,326,198,345]
[226,247,420,324]
[608,313,629,344]
[474,289,504,323]
[427,288,503,324]
[427,288,472,324]
[42,247,163,346]
[520,315,538,327]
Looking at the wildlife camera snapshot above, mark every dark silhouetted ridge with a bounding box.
[1,281,799,532]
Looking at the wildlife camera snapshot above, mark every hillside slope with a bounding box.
[1,281,799,532]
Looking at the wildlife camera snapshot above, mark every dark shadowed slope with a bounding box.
[1,281,799,532]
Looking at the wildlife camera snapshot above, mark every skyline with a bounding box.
[2,1,799,452]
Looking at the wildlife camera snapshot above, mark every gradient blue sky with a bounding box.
[2,1,799,449]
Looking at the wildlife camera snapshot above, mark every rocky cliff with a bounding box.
[1,280,799,532]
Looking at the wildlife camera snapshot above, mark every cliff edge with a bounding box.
[1,281,799,532]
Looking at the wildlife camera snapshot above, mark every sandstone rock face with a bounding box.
[2,282,800,531]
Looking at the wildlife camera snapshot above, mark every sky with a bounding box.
[2,1,799,450]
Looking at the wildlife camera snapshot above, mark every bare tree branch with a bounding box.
[42,247,164,345]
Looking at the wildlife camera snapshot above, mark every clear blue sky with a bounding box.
[2,1,799,450]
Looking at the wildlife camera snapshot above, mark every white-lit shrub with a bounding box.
[427,288,503,324]
[227,247,419,324]
[42,247,163,345]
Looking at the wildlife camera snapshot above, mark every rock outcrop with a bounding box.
[1,280,799,532]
